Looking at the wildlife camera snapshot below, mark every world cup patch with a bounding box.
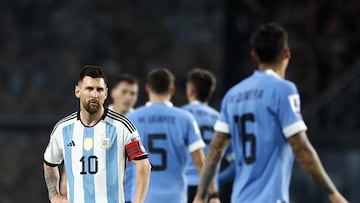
[288,94,301,114]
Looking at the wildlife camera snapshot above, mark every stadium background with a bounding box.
[0,0,358,202]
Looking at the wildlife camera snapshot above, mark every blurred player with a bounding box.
[109,74,139,115]
[127,68,219,203]
[193,23,348,203]
[182,68,234,203]
[109,74,139,203]
[43,65,151,203]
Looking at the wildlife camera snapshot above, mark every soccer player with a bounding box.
[182,68,234,203]
[127,68,219,203]
[109,74,139,115]
[43,65,151,203]
[59,74,140,202]
[193,23,348,203]
[110,74,139,203]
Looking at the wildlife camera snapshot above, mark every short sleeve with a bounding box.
[214,92,231,134]
[277,82,307,138]
[43,127,63,166]
[124,129,148,161]
[186,113,205,153]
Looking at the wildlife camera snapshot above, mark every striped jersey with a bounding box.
[214,70,307,203]
[181,101,219,186]
[108,105,135,202]
[127,102,205,203]
[44,109,147,203]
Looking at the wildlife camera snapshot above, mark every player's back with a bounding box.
[220,70,305,203]
[127,102,204,203]
[182,102,219,185]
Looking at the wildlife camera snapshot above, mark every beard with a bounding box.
[83,99,101,114]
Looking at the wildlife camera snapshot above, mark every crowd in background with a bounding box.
[0,0,359,202]
[0,0,358,115]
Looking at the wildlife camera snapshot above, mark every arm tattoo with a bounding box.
[289,132,337,195]
[197,132,231,200]
[296,144,337,194]
[44,166,60,199]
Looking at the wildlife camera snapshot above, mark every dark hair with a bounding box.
[250,22,288,63]
[147,68,174,94]
[112,74,138,88]
[79,65,107,83]
[187,68,216,102]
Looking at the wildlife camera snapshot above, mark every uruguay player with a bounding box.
[193,23,348,203]
[127,68,218,203]
[182,68,233,203]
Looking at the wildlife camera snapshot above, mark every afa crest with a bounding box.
[83,138,93,151]
[101,137,110,149]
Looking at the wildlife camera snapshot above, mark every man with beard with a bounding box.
[43,65,151,203]
[59,74,140,203]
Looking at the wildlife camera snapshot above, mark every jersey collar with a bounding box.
[190,100,201,104]
[146,101,173,107]
[262,69,281,79]
[77,108,108,127]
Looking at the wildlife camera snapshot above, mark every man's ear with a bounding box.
[145,83,150,93]
[186,82,195,98]
[283,47,291,60]
[104,87,108,100]
[250,50,258,62]
[169,85,175,96]
[75,85,80,98]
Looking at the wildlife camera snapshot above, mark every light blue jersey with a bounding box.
[44,109,147,203]
[127,102,205,203]
[214,70,307,203]
[182,101,219,186]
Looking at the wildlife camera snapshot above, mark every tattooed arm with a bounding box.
[288,131,348,203]
[193,131,231,203]
[43,163,70,203]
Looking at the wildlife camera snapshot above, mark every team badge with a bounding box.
[101,137,110,149]
[84,138,93,151]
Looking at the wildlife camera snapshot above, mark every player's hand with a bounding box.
[328,192,348,203]
[50,194,71,203]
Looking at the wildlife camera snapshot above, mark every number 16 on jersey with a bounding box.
[234,113,256,165]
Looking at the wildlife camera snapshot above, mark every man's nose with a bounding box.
[91,90,99,97]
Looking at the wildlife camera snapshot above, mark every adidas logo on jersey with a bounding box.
[67,141,76,147]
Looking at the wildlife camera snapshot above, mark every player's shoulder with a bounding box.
[51,111,78,134]
[197,103,219,116]
[173,105,194,116]
[105,109,136,133]
[126,105,147,118]
[271,78,298,95]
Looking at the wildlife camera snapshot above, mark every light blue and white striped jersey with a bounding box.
[108,105,135,203]
[44,109,147,203]
[214,70,307,203]
[181,101,219,186]
[127,102,205,203]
